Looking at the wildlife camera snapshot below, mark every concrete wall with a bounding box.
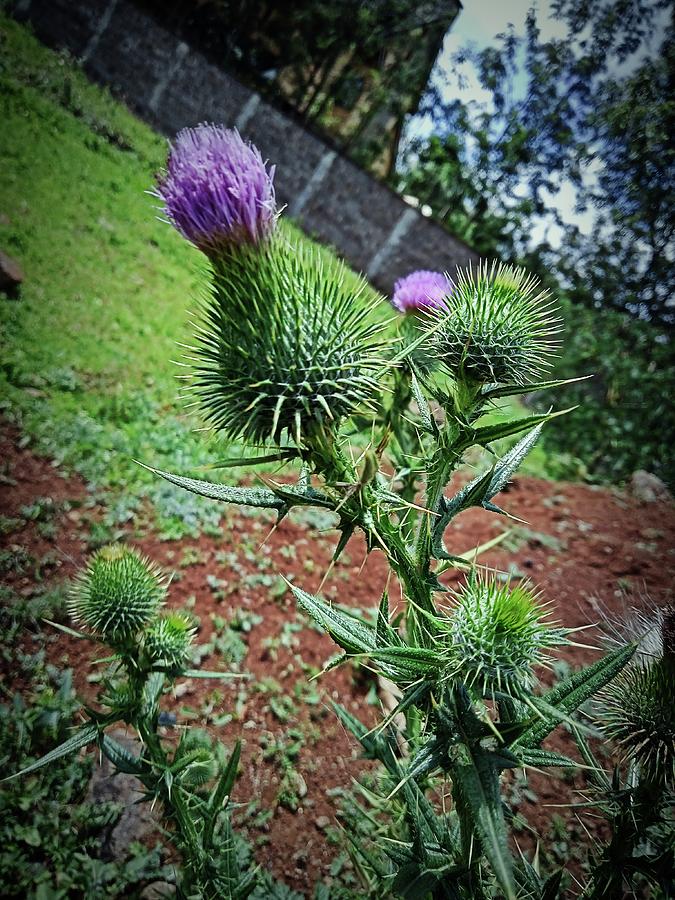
[10,0,478,293]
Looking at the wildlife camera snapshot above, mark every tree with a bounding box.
[397,0,675,326]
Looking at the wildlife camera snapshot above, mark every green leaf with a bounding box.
[171,786,205,865]
[431,426,542,560]
[452,741,516,900]
[206,450,299,469]
[292,585,376,654]
[3,723,100,780]
[450,687,516,899]
[571,726,612,790]
[392,864,445,899]
[368,645,447,676]
[410,369,438,435]
[469,408,576,449]
[101,734,146,776]
[204,741,241,850]
[376,589,399,647]
[136,462,285,509]
[516,748,579,769]
[512,643,636,749]
[482,375,592,401]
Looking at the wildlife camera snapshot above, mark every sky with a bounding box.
[406,0,594,246]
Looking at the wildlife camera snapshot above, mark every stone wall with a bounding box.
[10,0,478,293]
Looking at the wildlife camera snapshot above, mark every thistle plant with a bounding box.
[8,544,256,899]
[17,123,666,898]
[131,122,658,899]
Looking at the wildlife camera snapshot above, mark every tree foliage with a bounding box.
[397,0,675,326]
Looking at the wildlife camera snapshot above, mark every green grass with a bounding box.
[0,16,384,535]
[0,15,566,540]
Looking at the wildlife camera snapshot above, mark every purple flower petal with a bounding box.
[391,270,450,313]
[155,124,276,255]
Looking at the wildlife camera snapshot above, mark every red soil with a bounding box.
[1,423,673,895]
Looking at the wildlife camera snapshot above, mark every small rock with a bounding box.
[0,249,23,297]
[86,729,158,860]
[630,470,671,503]
[173,681,193,698]
[315,815,330,830]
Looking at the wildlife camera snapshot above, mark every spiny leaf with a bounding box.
[204,740,241,850]
[292,585,376,654]
[516,747,579,769]
[137,462,285,509]
[101,734,146,776]
[469,408,575,449]
[376,590,403,647]
[205,450,299,468]
[482,374,592,400]
[368,645,447,676]
[3,723,100,781]
[512,643,636,749]
[451,740,516,900]
[410,369,438,435]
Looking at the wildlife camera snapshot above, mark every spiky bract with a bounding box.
[144,611,196,669]
[446,574,568,695]
[424,261,561,385]
[69,544,166,642]
[155,124,276,256]
[597,656,675,785]
[391,269,450,313]
[187,242,386,445]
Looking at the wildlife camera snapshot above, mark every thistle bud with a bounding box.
[188,244,385,445]
[424,261,561,385]
[598,659,674,785]
[155,125,276,257]
[144,611,196,670]
[446,574,568,696]
[69,544,166,642]
[597,604,675,785]
[391,270,450,314]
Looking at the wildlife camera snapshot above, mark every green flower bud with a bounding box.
[424,261,561,385]
[144,611,196,669]
[69,544,166,642]
[446,574,568,695]
[187,242,386,445]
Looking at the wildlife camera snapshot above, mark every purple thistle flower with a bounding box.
[391,269,450,313]
[155,124,276,256]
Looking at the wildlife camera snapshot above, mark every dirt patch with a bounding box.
[2,423,674,895]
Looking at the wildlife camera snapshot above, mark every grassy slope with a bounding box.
[0,18,379,534]
[0,15,558,539]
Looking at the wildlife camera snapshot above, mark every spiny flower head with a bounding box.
[155,124,276,256]
[597,657,675,785]
[185,242,386,445]
[391,270,450,314]
[69,545,166,643]
[596,604,675,785]
[424,261,561,385]
[144,611,196,670]
[445,574,568,696]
